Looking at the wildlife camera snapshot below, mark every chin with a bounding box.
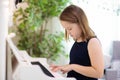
[73,38,77,41]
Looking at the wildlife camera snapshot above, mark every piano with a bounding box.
[6,33,76,80]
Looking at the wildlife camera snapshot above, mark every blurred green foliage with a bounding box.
[13,0,69,61]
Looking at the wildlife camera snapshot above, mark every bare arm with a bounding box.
[69,38,104,78]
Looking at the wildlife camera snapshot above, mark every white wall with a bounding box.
[71,0,120,55]
[0,0,9,80]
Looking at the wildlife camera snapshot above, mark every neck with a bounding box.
[76,38,83,42]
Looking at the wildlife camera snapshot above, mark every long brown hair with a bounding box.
[60,5,95,41]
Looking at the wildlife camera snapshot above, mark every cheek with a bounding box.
[74,28,81,35]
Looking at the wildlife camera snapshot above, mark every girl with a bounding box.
[50,5,104,80]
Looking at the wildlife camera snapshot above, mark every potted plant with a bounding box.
[11,0,69,63]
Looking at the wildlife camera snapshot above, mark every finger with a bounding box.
[50,65,58,69]
[61,70,67,74]
[52,67,60,72]
[50,64,56,67]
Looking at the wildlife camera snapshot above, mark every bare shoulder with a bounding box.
[88,38,101,48]
[88,38,100,44]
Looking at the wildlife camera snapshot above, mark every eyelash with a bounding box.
[68,28,72,30]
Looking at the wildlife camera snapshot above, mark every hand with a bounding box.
[50,64,72,74]
[50,64,61,72]
[60,64,72,74]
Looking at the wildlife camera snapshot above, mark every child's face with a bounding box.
[61,21,82,41]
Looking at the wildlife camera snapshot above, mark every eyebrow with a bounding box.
[66,27,70,30]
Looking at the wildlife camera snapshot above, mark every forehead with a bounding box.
[60,20,79,29]
[60,21,69,28]
[61,21,73,27]
[61,21,70,25]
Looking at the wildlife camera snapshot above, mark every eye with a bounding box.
[68,28,72,30]
[66,26,72,31]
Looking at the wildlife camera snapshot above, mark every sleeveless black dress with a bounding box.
[67,39,98,80]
